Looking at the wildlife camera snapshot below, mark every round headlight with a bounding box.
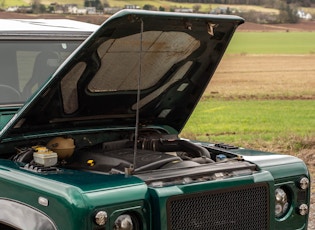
[95,211,107,226]
[275,187,290,218]
[299,177,310,190]
[114,214,133,230]
[298,204,309,216]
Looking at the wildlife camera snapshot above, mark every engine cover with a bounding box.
[68,148,182,173]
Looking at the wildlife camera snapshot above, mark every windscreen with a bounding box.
[0,41,81,105]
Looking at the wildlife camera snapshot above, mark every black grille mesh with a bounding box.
[167,183,269,230]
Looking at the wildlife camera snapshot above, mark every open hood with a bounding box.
[0,10,244,141]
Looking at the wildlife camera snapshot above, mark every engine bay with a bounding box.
[8,130,257,186]
[67,138,216,174]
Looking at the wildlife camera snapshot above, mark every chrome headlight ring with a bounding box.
[275,187,290,218]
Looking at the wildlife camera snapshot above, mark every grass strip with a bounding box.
[181,99,315,149]
[227,32,315,54]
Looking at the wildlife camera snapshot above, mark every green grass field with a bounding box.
[182,100,315,148]
[227,32,315,54]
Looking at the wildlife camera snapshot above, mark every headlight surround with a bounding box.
[275,187,290,218]
[114,214,138,230]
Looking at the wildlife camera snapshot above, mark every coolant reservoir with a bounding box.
[46,137,75,159]
[33,146,58,167]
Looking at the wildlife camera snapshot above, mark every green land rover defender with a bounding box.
[0,10,310,230]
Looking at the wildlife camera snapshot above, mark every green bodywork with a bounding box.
[0,160,148,229]
[0,149,309,229]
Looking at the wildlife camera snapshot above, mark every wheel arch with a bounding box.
[0,198,57,230]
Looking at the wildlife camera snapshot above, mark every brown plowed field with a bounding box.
[210,55,315,100]
[1,11,314,229]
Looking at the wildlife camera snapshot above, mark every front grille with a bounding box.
[167,183,269,230]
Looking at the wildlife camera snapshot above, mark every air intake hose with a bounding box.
[138,138,211,159]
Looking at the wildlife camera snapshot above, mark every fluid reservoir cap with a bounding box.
[216,154,227,162]
[47,137,75,159]
[33,146,51,153]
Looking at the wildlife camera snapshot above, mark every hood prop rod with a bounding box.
[127,18,144,175]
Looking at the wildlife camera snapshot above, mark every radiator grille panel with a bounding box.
[167,183,269,230]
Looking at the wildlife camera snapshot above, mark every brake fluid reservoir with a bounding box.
[33,146,58,167]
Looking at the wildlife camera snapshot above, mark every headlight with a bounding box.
[95,211,107,226]
[298,177,310,190]
[275,187,290,218]
[298,203,309,216]
[114,214,134,230]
